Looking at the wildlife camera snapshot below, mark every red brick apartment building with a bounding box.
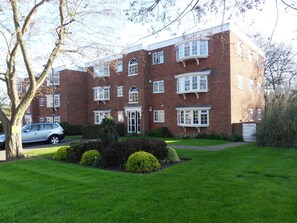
[25,23,264,137]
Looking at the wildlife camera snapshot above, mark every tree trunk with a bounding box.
[5,124,24,160]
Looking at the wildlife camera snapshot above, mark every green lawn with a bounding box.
[1,144,297,223]
[120,136,229,146]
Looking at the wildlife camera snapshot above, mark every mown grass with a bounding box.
[1,144,297,223]
[120,136,229,146]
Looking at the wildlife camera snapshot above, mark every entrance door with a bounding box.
[127,111,141,134]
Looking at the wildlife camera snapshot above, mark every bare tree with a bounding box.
[125,0,297,45]
[0,0,123,160]
[252,34,297,91]
[265,42,297,91]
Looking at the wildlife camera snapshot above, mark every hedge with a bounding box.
[101,138,168,168]
[81,125,102,139]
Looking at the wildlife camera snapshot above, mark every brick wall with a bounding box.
[30,25,265,137]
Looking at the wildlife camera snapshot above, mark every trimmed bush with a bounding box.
[66,141,87,162]
[116,124,125,136]
[100,117,119,147]
[52,146,68,160]
[101,138,168,168]
[145,127,173,138]
[83,140,103,153]
[59,122,70,135]
[195,132,243,142]
[82,124,102,139]
[125,151,160,173]
[163,146,180,164]
[68,125,82,135]
[80,150,101,167]
[101,141,138,168]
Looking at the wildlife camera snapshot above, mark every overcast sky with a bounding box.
[119,1,297,49]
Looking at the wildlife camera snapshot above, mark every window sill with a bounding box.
[94,99,110,104]
[178,124,209,127]
[152,62,164,65]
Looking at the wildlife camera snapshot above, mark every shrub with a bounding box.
[116,124,125,136]
[59,122,70,135]
[163,146,180,164]
[256,95,297,148]
[125,151,160,173]
[101,141,138,168]
[100,117,119,147]
[52,146,68,160]
[101,138,168,168]
[229,134,244,142]
[195,132,243,142]
[82,124,102,139]
[66,141,87,162]
[68,125,82,135]
[145,127,173,138]
[80,150,101,167]
[83,140,103,153]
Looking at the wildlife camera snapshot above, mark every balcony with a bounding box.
[176,40,208,67]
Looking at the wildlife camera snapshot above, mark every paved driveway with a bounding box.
[0,139,72,161]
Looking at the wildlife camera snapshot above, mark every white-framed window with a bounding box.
[94,110,110,124]
[93,86,110,101]
[128,58,138,76]
[176,75,208,93]
[153,80,164,93]
[247,50,253,63]
[237,42,243,57]
[39,97,45,107]
[46,117,53,123]
[129,86,139,103]
[257,109,262,121]
[257,82,262,94]
[176,40,208,61]
[47,73,60,86]
[249,109,254,121]
[24,115,32,125]
[152,51,164,64]
[118,111,124,122]
[46,94,60,108]
[54,116,61,123]
[117,61,123,72]
[249,79,254,92]
[39,117,45,123]
[238,75,244,89]
[94,64,110,77]
[26,85,29,92]
[46,116,60,123]
[117,86,123,97]
[153,110,165,123]
[176,107,210,127]
[17,83,22,93]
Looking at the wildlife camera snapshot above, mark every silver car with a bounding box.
[0,123,65,149]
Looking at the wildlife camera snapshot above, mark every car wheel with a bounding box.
[49,135,59,145]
